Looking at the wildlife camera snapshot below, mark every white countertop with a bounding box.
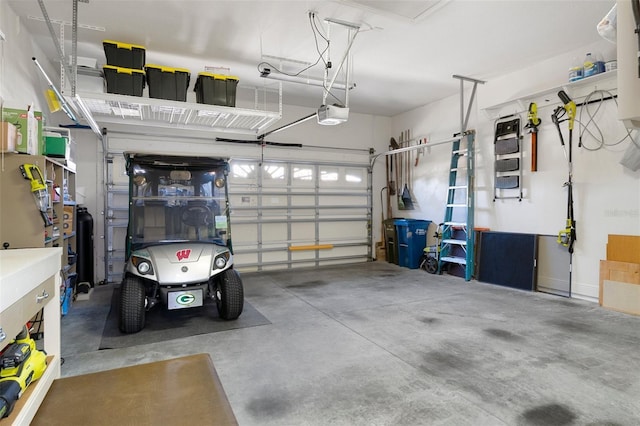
[0,248,62,312]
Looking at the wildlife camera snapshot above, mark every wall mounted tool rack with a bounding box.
[493,116,523,201]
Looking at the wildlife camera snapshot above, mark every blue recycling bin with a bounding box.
[394,219,431,269]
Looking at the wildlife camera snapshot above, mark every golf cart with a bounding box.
[119,153,243,333]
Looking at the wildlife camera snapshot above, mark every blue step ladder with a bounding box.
[437,75,484,282]
[438,131,475,281]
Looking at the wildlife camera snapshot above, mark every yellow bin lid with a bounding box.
[198,72,229,80]
[145,64,190,74]
[103,65,145,75]
[103,39,145,50]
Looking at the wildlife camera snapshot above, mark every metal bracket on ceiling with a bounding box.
[370,74,486,168]
[452,75,486,134]
[37,0,75,91]
[36,0,103,140]
[322,18,360,108]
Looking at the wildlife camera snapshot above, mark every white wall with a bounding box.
[0,1,58,116]
[391,39,640,301]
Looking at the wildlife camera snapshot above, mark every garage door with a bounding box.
[103,146,372,281]
[228,159,372,271]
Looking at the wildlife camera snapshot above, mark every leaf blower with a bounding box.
[0,326,48,418]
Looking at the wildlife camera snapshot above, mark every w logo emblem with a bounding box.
[176,249,191,261]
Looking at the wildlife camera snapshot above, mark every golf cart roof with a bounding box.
[125,153,229,169]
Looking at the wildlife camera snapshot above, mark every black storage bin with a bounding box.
[194,73,227,105]
[225,76,239,107]
[194,73,239,106]
[103,65,145,96]
[76,207,94,288]
[103,40,145,69]
[145,64,191,101]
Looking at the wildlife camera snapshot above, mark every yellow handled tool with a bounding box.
[19,164,52,226]
[525,103,541,172]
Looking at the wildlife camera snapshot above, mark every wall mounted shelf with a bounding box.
[483,70,617,119]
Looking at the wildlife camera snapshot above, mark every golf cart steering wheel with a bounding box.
[181,204,213,227]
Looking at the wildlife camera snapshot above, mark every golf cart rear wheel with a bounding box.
[216,269,244,320]
[119,276,146,333]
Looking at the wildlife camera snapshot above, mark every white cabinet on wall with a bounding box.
[617,0,640,128]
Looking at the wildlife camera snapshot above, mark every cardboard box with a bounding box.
[63,220,73,232]
[63,205,74,222]
[1,108,44,154]
[1,121,18,152]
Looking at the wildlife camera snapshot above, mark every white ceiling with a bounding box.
[7,0,615,117]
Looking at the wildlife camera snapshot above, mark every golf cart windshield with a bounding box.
[126,154,230,251]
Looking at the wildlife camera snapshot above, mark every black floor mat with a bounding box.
[99,287,270,350]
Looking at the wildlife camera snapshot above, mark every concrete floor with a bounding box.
[60,262,640,425]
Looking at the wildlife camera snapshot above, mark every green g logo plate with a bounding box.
[176,293,196,305]
[168,289,203,310]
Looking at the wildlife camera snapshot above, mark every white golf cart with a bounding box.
[119,153,243,333]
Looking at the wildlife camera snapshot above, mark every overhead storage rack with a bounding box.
[70,90,282,136]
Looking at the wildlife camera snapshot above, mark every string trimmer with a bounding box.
[551,90,577,253]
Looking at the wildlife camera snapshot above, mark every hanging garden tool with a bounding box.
[389,137,399,196]
[415,138,427,166]
[400,130,415,209]
[551,90,577,253]
[524,103,541,172]
[397,133,405,209]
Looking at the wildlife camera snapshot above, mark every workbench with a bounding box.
[0,248,62,425]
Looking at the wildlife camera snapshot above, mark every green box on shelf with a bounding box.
[44,133,68,158]
[1,108,44,154]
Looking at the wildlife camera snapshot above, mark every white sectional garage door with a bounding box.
[102,137,372,280]
[228,159,372,271]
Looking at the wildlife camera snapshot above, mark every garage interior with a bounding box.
[1,0,640,425]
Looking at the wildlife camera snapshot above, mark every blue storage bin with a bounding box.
[394,219,431,269]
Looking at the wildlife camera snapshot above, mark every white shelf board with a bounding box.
[73,91,282,135]
[483,70,618,115]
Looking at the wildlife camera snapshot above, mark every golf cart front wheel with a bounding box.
[216,269,244,320]
[119,276,146,333]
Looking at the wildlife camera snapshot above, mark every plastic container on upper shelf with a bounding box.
[103,40,145,69]
[103,65,145,96]
[194,73,239,106]
[145,64,191,101]
[569,57,584,82]
[583,52,606,78]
